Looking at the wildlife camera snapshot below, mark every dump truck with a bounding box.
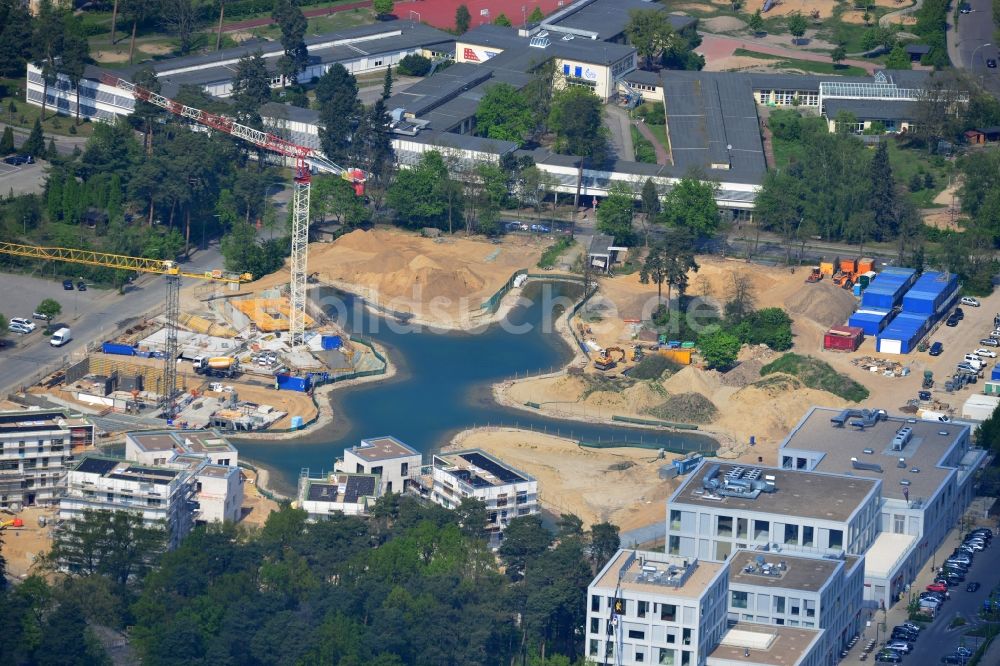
[193,356,240,378]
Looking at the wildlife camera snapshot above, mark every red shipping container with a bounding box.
[824,325,864,352]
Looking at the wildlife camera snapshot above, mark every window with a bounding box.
[636,650,645,662]
[717,515,733,537]
[829,529,844,550]
[732,591,749,609]
[681,649,691,666]
[790,599,800,615]
[666,631,676,644]
[574,66,582,78]
[658,648,675,665]
[628,629,645,640]
[670,509,682,530]
[805,600,816,618]
[668,535,680,554]
[638,600,648,618]
[682,628,692,646]
[591,617,600,634]
[591,594,601,612]
[753,520,769,541]
[773,596,785,613]
[590,640,599,656]
[660,603,677,621]
[737,518,748,539]
[784,523,798,545]
[563,64,570,75]
[401,462,409,476]
[371,466,383,476]
[894,515,905,534]
[374,59,383,67]
[802,526,814,547]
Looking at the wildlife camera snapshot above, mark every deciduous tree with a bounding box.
[698,328,741,369]
[272,0,308,84]
[455,4,471,33]
[659,174,720,237]
[35,298,61,330]
[316,64,360,163]
[475,83,534,144]
[596,181,635,244]
[231,51,271,126]
[548,86,608,164]
[528,6,545,23]
[625,8,676,69]
[161,0,197,55]
[787,13,808,44]
[746,9,764,36]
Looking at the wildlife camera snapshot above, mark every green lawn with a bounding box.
[644,122,670,154]
[0,79,94,138]
[885,139,953,208]
[731,49,869,76]
[631,126,657,164]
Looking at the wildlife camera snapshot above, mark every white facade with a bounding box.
[192,465,243,524]
[26,63,135,123]
[60,456,196,550]
[586,549,728,666]
[430,449,538,540]
[0,409,94,509]
[334,435,422,495]
[125,429,239,468]
[726,551,865,666]
[297,472,381,520]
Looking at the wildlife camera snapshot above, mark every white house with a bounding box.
[334,435,422,495]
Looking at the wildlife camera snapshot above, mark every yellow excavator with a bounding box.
[594,346,626,371]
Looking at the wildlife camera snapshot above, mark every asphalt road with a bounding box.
[0,121,89,157]
[917,534,1000,664]
[0,159,46,196]
[956,0,1000,95]
[0,244,223,396]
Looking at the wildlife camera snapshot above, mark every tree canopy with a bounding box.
[659,175,720,237]
[272,0,309,83]
[625,8,676,69]
[316,64,360,164]
[548,86,608,164]
[596,182,636,245]
[475,83,534,144]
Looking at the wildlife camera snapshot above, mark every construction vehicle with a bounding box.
[805,267,822,283]
[1,517,24,529]
[594,347,626,371]
[101,73,365,350]
[631,345,644,362]
[192,356,240,378]
[0,243,251,415]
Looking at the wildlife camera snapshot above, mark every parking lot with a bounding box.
[0,158,46,196]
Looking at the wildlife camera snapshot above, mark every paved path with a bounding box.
[604,104,635,162]
[632,119,669,165]
[699,33,878,74]
[880,0,925,27]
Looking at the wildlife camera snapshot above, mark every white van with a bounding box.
[49,327,71,347]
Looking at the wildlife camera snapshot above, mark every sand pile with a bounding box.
[785,282,857,329]
[663,365,723,396]
[718,345,778,387]
[646,392,718,424]
[703,16,746,32]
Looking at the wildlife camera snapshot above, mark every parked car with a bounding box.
[961,296,981,307]
[979,337,1000,347]
[9,317,36,332]
[970,528,993,538]
[3,154,33,166]
[954,308,965,319]
[876,650,902,663]
[927,582,949,593]
[892,629,919,642]
[930,342,944,356]
[966,582,981,592]
[988,58,997,68]
[885,641,912,654]
[62,279,74,290]
[76,281,86,291]
[31,311,50,321]
[935,576,958,587]
[955,647,973,658]
[964,541,985,551]
[975,348,997,358]
[941,569,966,582]
[8,322,32,334]
[900,622,922,634]
[959,2,972,12]
[946,316,959,327]
[941,654,967,664]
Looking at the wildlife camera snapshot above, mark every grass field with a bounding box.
[732,49,869,77]
[761,353,870,402]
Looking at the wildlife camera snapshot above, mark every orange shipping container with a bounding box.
[857,257,875,274]
[819,262,835,276]
[658,348,692,365]
[840,258,857,274]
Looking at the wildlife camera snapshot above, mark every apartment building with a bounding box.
[666,464,882,563]
[0,408,94,509]
[430,449,537,541]
[779,406,986,607]
[727,551,865,665]
[60,455,197,549]
[586,549,728,666]
[335,435,421,494]
[706,624,824,666]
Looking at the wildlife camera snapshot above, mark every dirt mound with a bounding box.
[719,345,777,387]
[703,16,746,32]
[663,365,722,396]
[645,392,718,424]
[336,228,384,253]
[785,282,857,328]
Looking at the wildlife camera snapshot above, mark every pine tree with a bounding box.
[0,126,13,154]
[382,65,393,100]
[869,141,896,240]
[47,137,57,160]
[455,4,471,34]
[22,117,45,157]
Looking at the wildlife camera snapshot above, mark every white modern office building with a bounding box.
[0,408,94,509]
[727,550,865,665]
[779,407,986,607]
[430,449,537,541]
[666,464,882,563]
[60,455,197,550]
[125,428,239,468]
[335,435,421,495]
[705,623,825,666]
[586,549,728,666]
[297,470,380,520]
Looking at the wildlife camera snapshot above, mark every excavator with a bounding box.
[594,347,626,371]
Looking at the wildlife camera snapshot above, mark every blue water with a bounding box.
[236,282,716,495]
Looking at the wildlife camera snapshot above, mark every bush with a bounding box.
[537,237,572,268]
[731,308,793,350]
[636,104,665,125]
[396,54,432,77]
[760,353,870,401]
[698,329,741,370]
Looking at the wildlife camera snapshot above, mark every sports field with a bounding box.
[398,0,566,30]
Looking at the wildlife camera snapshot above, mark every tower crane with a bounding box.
[0,242,252,416]
[99,73,366,348]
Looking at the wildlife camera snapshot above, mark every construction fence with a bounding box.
[479,268,528,314]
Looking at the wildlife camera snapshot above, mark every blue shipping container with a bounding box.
[275,374,313,392]
[102,342,135,356]
[861,276,911,310]
[879,267,919,288]
[901,271,959,315]
[992,367,1000,382]
[849,309,893,336]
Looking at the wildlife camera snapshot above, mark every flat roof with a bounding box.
[303,473,379,503]
[541,0,696,40]
[460,23,636,66]
[675,463,878,523]
[594,549,724,599]
[780,407,970,502]
[128,429,237,456]
[864,532,916,578]
[0,408,82,434]
[823,98,921,121]
[708,624,822,666]
[73,455,182,485]
[434,449,535,488]
[350,436,420,462]
[728,551,842,593]
[196,464,235,479]
[128,432,177,453]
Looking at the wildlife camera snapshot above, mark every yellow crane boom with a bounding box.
[0,242,252,283]
[0,242,252,417]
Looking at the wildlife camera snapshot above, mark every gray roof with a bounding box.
[260,101,320,124]
[823,98,921,121]
[542,0,696,40]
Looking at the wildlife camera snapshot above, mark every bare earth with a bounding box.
[1,505,58,579]
[447,427,680,531]
[246,228,545,330]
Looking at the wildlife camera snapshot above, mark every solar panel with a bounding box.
[344,476,377,503]
[459,452,524,484]
[76,457,119,476]
[307,483,338,502]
